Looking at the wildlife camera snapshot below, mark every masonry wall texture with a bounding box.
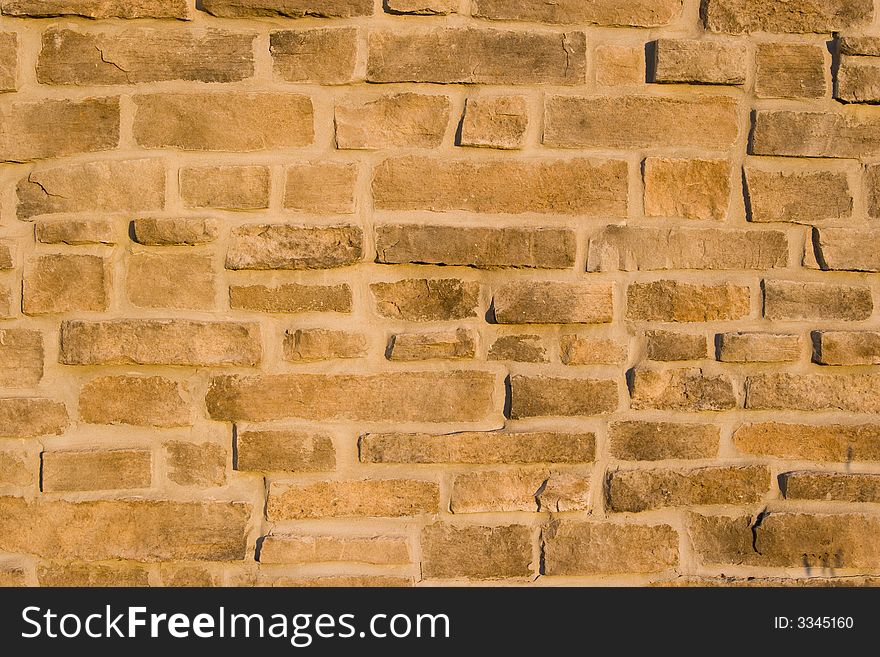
[1,0,880,588]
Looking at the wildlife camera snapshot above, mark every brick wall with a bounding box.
[0,0,879,587]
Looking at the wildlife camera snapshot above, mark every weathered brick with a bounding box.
[37,28,254,85]
[134,93,313,151]
[0,243,12,269]
[545,95,738,150]
[385,0,456,14]
[646,330,708,361]
[42,450,151,492]
[0,399,67,439]
[752,110,880,158]
[373,156,627,216]
[746,373,880,413]
[230,284,352,314]
[608,421,720,461]
[226,225,362,271]
[367,28,586,85]
[336,93,450,149]
[284,162,357,214]
[0,497,249,561]
[643,158,731,220]
[543,520,678,575]
[702,0,872,34]
[0,566,27,586]
[260,535,409,565]
[17,159,165,219]
[783,472,880,502]
[0,33,16,91]
[608,466,769,512]
[132,217,219,246]
[0,329,42,388]
[489,334,548,363]
[866,165,880,218]
[0,449,35,486]
[813,227,880,272]
[560,335,627,365]
[755,43,826,98]
[200,0,372,18]
[816,331,880,366]
[61,320,261,367]
[631,367,737,411]
[421,523,531,579]
[283,329,365,361]
[595,45,644,86]
[23,254,109,315]
[652,39,746,85]
[36,219,114,245]
[745,167,852,223]
[126,253,215,310]
[538,472,591,512]
[450,469,547,513]
[460,96,528,150]
[236,429,335,472]
[38,562,150,587]
[471,0,682,27]
[159,565,223,588]
[627,281,750,322]
[493,282,613,324]
[388,329,475,361]
[207,371,496,423]
[840,36,880,56]
[1,0,190,19]
[258,575,411,587]
[165,441,225,487]
[371,279,479,322]
[271,28,356,84]
[763,280,872,321]
[360,431,595,464]
[734,422,880,461]
[80,375,189,427]
[509,375,618,418]
[0,286,11,319]
[268,479,438,520]
[717,332,801,362]
[180,165,270,210]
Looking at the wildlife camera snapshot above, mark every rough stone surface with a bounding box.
[653,39,747,84]
[336,93,450,149]
[718,333,802,362]
[702,0,872,34]
[560,336,627,365]
[643,158,731,220]
[259,535,409,564]
[388,329,475,361]
[752,110,880,159]
[229,284,352,314]
[745,167,852,223]
[813,228,880,271]
[284,162,357,214]
[126,253,215,310]
[755,43,826,98]
[200,0,373,18]
[509,375,618,418]
[763,280,872,321]
[0,329,43,387]
[421,523,532,579]
[746,373,880,413]
[489,334,548,363]
[236,430,335,472]
[42,450,151,492]
[782,472,880,502]
[226,225,363,271]
[371,279,480,322]
[23,254,109,315]
[608,421,720,461]
[734,423,880,461]
[816,331,880,366]
[79,375,190,427]
[646,330,708,361]
[0,399,68,439]
[631,367,737,411]
[132,218,219,246]
[627,281,751,322]
[283,329,366,362]
[268,479,439,519]
[2,0,190,19]
[459,96,528,149]
[180,165,270,210]
[271,29,357,84]
[494,282,613,324]
[471,0,683,27]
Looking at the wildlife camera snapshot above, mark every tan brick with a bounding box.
[0,449,36,486]
[702,0,872,34]
[755,43,826,98]
[36,219,114,245]
[460,96,527,150]
[813,227,880,272]
[260,535,409,565]
[643,158,731,220]
[752,110,880,158]
[0,33,16,91]
[38,28,253,85]
[42,450,151,492]
[0,398,67,439]
[816,331,880,366]
[867,165,880,218]
[165,441,226,487]
[284,162,357,214]
[207,371,496,423]
[0,286,11,319]
[236,429,335,472]
[609,421,720,461]
[283,329,365,361]
[717,332,801,362]
[545,95,738,150]
[258,575,412,587]
[653,39,746,85]
[0,243,12,269]
[271,28,356,84]
[388,329,475,361]
[646,330,707,361]
[180,165,270,210]
[80,375,189,427]
[0,497,249,561]
[509,375,618,418]
[494,282,613,324]
[595,45,644,86]
[230,284,352,314]
[23,254,109,315]
[1,0,190,19]
[0,566,27,586]
[373,156,627,216]
[783,472,880,502]
[734,422,880,461]
[543,520,678,575]
[360,431,595,464]
[38,562,150,587]
[840,36,880,56]
[450,469,546,513]
[763,280,872,321]
[627,281,750,322]
[159,565,223,587]
[336,93,450,149]
[386,0,456,13]
[200,0,372,18]
[631,367,737,411]
[421,523,531,579]
[371,278,479,322]
[132,217,219,246]
[472,0,682,26]
[268,479,438,520]
[367,28,586,85]
[746,373,880,413]
[226,225,362,271]
[489,334,548,363]
[0,329,42,388]
[745,167,852,223]
[126,253,215,310]
[560,335,627,365]
[538,472,591,512]
[17,158,165,219]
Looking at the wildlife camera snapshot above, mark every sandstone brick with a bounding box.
[367,28,586,85]
[388,329,475,361]
[360,431,595,464]
[0,329,42,388]
[755,43,826,98]
[207,371,496,423]
[283,162,357,214]
[538,472,592,512]
[0,398,67,439]
[509,375,618,418]
[816,331,880,366]
[127,253,215,310]
[134,93,313,151]
[0,497,249,561]
[866,165,880,218]
[42,449,151,492]
[259,575,411,588]
[37,562,150,587]
[371,279,479,322]
[702,0,872,34]
[560,335,627,365]
[0,33,16,91]
[734,422,880,461]
[1,0,190,19]
[631,367,737,411]
[752,110,880,158]
[226,225,362,271]
[260,535,409,565]
[627,281,750,322]
[17,158,165,219]
[80,375,189,427]
[373,156,627,216]
[159,565,223,587]
[494,282,613,324]
[589,226,786,271]
[132,217,219,246]
[782,472,880,502]
[745,167,852,223]
[421,523,531,579]
[840,37,880,56]
[268,479,438,520]
[763,280,872,321]
[460,96,528,150]
[283,329,365,361]
[36,219,114,245]
[0,566,27,586]
[471,0,682,27]
[813,227,880,272]
[236,429,335,472]
[23,254,109,315]
[230,284,352,314]
[450,469,546,513]
[37,28,253,85]
[646,330,708,361]
[643,158,731,220]
[0,287,11,319]
[0,449,35,486]
[180,165,270,210]
[608,466,769,512]
[165,441,226,487]
[608,421,720,461]
[489,334,548,363]
[200,0,372,18]
[543,520,678,575]
[61,319,261,367]
[652,39,746,85]
[545,95,738,150]
[746,373,880,413]
[336,93,450,149]
[717,332,801,362]
[595,45,644,86]
[0,243,11,269]
[271,28,356,84]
